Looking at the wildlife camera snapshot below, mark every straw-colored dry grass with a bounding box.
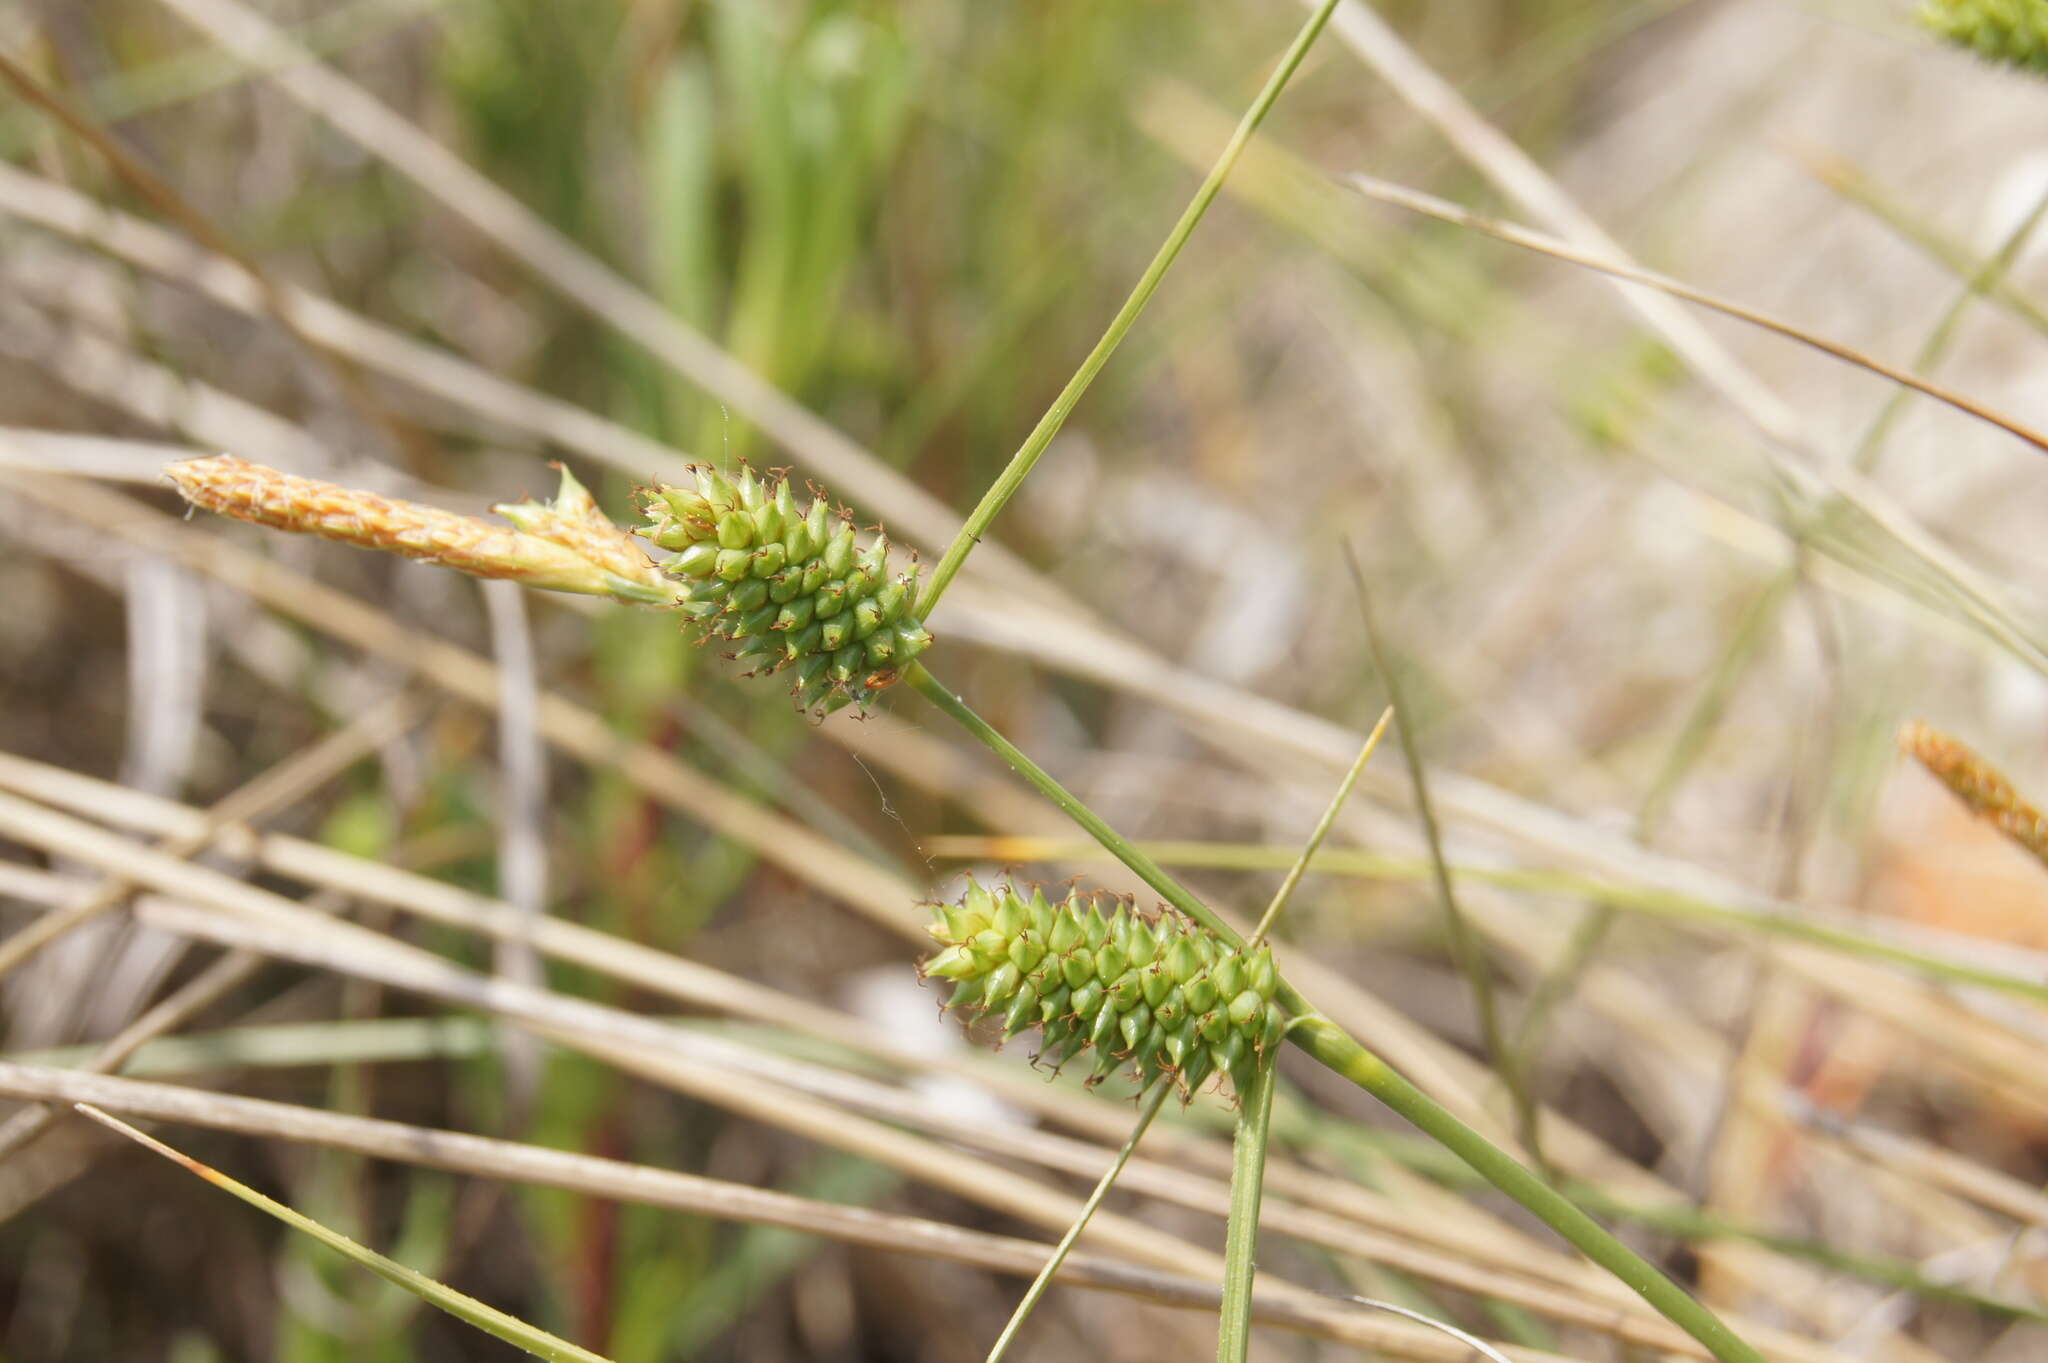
[2,2,2047,1359]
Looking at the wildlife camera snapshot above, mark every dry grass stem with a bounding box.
[10,16,2048,1349]
[0,769,1707,1316]
[3,470,1916,1327]
[0,688,417,980]
[0,1070,1565,1363]
[0,799,1934,1362]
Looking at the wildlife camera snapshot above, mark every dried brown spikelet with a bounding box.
[166,456,670,601]
[1900,719,2048,868]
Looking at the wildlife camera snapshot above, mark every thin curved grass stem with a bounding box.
[915,0,1343,617]
[1344,551,1526,1160]
[1336,1297,1510,1363]
[985,1082,1171,1363]
[1249,705,1392,943]
[76,1104,612,1363]
[1337,171,2048,458]
[903,663,1769,1363]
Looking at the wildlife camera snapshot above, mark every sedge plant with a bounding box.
[156,2,1771,1356]
[164,442,1771,1363]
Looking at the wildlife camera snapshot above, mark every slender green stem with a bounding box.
[1848,181,2048,474]
[77,1104,611,1363]
[905,663,1767,1363]
[1804,150,2048,341]
[1217,1056,1278,1363]
[915,0,1343,616]
[907,664,1233,941]
[1249,705,1392,942]
[1634,572,1800,844]
[1345,552,1525,1155]
[1563,1184,2048,1325]
[987,1082,1171,1363]
[1283,1022,1767,1363]
[1299,1105,2048,1322]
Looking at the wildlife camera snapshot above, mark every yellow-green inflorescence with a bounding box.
[922,882,1288,1102]
[1922,0,2048,74]
[638,464,933,714]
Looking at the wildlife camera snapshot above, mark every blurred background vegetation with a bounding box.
[3,0,2048,1359]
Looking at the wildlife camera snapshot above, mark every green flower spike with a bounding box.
[639,464,934,715]
[1922,0,2048,75]
[922,881,1287,1102]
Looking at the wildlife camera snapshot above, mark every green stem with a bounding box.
[78,1105,610,1363]
[1248,705,1391,942]
[1218,1056,1278,1363]
[1298,1106,2047,1322]
[987,1082,1171,1362]
[908,664,1231,939]
[1346,554,1527,1161]
[1565,1184,2048,1325]
[915,0,1342,617]
[905,662,1768,1363]
[1285,1020,1767,1363]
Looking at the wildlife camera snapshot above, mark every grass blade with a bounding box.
[75,1104,614,1363]
[986,1082,1171,1362]
[1249,705,1393,943]
[1344,552,1523,1154]
[1336,171,2048,459]
[1338,1297,1510,1363]
[915,0,1344,614]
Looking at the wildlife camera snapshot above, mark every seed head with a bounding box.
[921,881,1286,1102]
[639,463,933,715]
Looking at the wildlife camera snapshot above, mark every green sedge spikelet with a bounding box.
[1921,0,2048,75]
[921,881,1287,1102]
[639,463,933,715]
